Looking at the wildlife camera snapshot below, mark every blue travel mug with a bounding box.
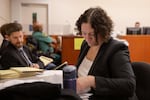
[63,65,76,92]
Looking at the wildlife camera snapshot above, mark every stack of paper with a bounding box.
[0,67,43,80]
[0,70,20,79]
[10,67,43,73]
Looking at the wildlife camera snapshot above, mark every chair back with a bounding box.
[131,62,150,100]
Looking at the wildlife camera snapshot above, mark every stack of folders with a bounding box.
[0,67,43,80]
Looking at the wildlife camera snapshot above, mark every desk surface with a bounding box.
[0,70,63,90]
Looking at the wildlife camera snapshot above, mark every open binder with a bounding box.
[39,56,53,66]
[39,56,68,70]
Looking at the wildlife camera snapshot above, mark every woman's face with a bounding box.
[81,23,100,46]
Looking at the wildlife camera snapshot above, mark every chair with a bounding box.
[26,35,42,56]
[131,62,150,100]
[0,64,2,69]
[0,56,2,69]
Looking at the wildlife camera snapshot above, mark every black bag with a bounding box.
[0,82,82,100]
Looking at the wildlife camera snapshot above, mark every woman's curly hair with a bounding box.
[76,7,113,42]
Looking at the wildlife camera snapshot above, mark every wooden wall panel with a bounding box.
[118,35,150,63]
[61,36,82,65]
[62,35,150,65]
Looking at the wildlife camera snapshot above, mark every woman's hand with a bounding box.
[77,75,95,94]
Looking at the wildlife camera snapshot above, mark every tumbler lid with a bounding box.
[63,65,76,72]
[63,65,76,79]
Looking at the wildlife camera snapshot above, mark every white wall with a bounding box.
[0,0,10,45]
[21,4,48,35]
[11,0,50,34]
[49,0,150,35]
[9,0,150,35]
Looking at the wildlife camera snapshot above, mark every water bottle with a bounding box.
[63,65,76,92]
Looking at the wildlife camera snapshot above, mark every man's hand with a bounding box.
[31,63,40,69]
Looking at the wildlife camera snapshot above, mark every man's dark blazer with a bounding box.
[76,37,137,100]
[0,43,44,69]
[0,39,9,56]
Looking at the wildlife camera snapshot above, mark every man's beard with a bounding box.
[15,42,23,48]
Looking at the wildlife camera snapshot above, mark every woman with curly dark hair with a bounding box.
[76,7,137,100]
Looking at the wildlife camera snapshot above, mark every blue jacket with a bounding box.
[32,32,54,53]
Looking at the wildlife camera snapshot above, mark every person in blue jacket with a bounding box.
[32,23,61,65]
[32,23,54,53]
